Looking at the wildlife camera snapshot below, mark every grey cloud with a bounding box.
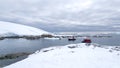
[0,0,120,32]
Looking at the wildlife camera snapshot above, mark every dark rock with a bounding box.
[109,50,113,52]
[68,46,77,49]
[0,52,31,60]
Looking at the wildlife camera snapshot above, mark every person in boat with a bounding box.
[68,36,76,41]
[82,37,91,46]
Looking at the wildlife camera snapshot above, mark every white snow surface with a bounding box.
[5,43,120,68]
[0,21,49,36]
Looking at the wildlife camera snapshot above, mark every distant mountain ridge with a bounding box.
[0,21,49,37]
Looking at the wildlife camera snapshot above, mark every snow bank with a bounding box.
[0,21,50,36]
[5,43,120,68]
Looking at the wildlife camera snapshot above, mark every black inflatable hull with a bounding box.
[68,39,76,41]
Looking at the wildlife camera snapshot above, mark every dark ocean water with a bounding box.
[0,34,120,67]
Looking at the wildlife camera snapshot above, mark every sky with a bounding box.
[0,0,120,32]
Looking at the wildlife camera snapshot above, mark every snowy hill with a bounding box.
[0,21,49,36]
[5,43,120,68]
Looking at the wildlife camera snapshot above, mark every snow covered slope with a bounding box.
[5,43,120,68]
[0,21,49,36]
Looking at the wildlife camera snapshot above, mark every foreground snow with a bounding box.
[5,43,120,68]
[0,21,49,36]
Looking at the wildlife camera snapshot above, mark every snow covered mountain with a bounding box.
[5,43,120,68]
[0,21,49,36]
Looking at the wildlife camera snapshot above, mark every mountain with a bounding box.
[5,43,120,68]
[0,21,49,37]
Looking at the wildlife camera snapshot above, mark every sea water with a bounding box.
[0,34,120,67]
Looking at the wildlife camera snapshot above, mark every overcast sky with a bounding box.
[0,0,120,32]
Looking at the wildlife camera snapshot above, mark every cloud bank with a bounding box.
[0,0,120,32]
